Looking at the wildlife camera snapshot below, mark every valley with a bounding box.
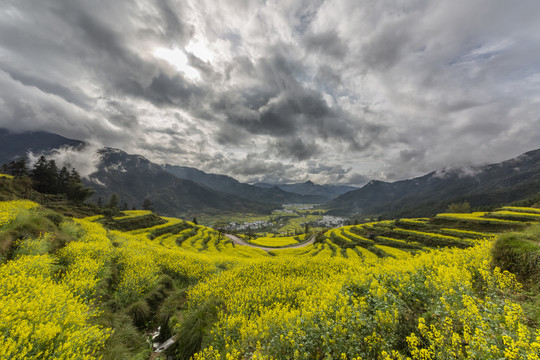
[1,131,540,360]
[3,2,540,359]
[197,203,345,237]
[1,167,540,359]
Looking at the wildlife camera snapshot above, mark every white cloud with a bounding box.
[1,0,540,184]
[27,143,102,179]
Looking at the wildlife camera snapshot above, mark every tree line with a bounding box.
[1,156,93,203]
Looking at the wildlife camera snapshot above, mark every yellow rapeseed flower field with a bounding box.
[0,200,39,227]
[1,200,539,359]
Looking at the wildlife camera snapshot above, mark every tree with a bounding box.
[304,223,309,234]
[46,159,59,193]
[447,201,471,213]
[143,198,155,212]
[107,194,119,209]
[66,169,94,203]
[32,156,55,193]
[57,167,70,192]
[192,217,198,225]
[1,158,28,177]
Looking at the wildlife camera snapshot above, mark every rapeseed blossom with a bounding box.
[1,201,539,359]
[0,255,109,359]
[0,200,39,227]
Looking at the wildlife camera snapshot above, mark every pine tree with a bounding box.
[108,194,119,209]
[66,168,94,203]
[32,156,56,193]
[46,160,59,193]
[14,158,28,176]
[142,198,155,211]
[57,167,70,192]
[2,158,29,176]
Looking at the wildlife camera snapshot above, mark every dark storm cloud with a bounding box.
[346,173,370,186]
[307,163,349,175]
[224,155,295,177]
[68,10,127,60]
[271,138,321,161]
[145,72,204,106]
[1,0,540,184]
[399,149,426,163]
[303,30,348,59]
[361,18,416,71]
[1,65,92,109]
[212,51,386,154]
[100,100,144,135]
[153,0,193,42]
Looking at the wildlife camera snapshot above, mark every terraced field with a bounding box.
[2,199,540,360]
[248,234,306,247]
[86,206,538,262]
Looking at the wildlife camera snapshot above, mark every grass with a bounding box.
[491,224,540,283]
[0,210,75,262]
[491,224,540,328]
[172,298,220,360]
[96,312,151,360]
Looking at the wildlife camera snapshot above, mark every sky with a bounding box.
[1,0,540,185]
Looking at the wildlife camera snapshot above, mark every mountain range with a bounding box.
[0,130,336,216]
[252,180,356,199]
[163,165,331,205]
[326,148,540,218]
[1,129,539,219]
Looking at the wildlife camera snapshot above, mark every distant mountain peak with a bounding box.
[163,164,327,205]
[327,148,540,217]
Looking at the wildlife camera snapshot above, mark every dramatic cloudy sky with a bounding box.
[1,0,540,185]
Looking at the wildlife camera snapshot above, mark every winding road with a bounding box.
[224,233,316,251]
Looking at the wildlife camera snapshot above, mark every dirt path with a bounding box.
[224,233,316,252]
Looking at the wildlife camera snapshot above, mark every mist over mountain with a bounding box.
[0,130,322,216]
[2,129,539,219]
[87,148,270,216]
[327,148,540,218]
[0,129,84,165]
